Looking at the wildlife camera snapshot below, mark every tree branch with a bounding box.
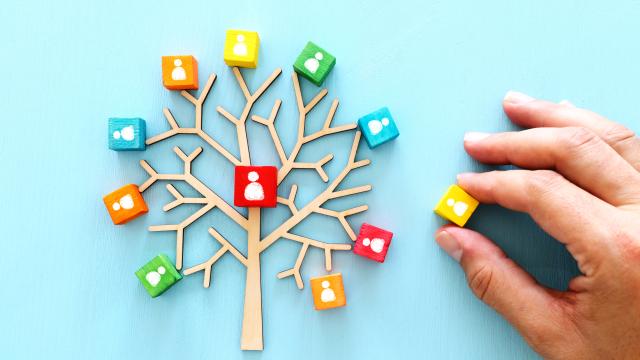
[183,228,248,288]
[251,100,287,164]
[291,154,334,182]
[259,131,371,253]
[145,73,241,165]
[315,205,368,240]
[216,67,282,164]
[276,233,351,289]
[149,203,215,270]
[162,184,209,211]
[272,73,358,185]
[277,184,298,214]
[138,147,250,269]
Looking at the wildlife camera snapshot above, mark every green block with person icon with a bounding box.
[293,41,336,86]
[135,254,182,298]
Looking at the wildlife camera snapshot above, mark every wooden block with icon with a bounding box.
[234,165,278,208]
[135,254,182,298]
[293,41,336,86]
[108,118,146,151]
[358,107,399,149]
[434,184,479,227]
[223,30,260,68]
[310,273,346,310]
[162,55,198,90]
[103,184,148,225]
[353,223,392,263]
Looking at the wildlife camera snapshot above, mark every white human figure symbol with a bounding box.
[171,58,187,81]
[304,52,323,73]
[320,280,336,303]
[113,125,135,141]
[112,194,135,211]
[244,171,265,201]
[145,266,166,287]
[367,117,390,136]
[447,198,469,217]
[362,237,385,253]
[233,34,248,56]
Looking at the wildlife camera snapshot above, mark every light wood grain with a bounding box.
[139,68,372,351]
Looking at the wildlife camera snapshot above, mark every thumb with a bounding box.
[435,226,567,345]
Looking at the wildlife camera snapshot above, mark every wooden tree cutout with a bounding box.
[139,67,372,351]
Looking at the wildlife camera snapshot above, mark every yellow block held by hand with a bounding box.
[434,185,479,227]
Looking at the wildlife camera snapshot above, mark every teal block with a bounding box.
[135,254,182,298]
[358,107,400,149]
[293,41,336,86]
[108,118,146,151]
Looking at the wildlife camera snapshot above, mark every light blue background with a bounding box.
[1,1,639,359]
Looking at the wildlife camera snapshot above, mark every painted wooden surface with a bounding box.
[1,0,639,359]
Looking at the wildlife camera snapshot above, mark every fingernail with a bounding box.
[456,173,475,184]
[504,91,535,105]
[435,230,462,262]
[464,132,491,143]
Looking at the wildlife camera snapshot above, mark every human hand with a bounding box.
[435,91,640,359]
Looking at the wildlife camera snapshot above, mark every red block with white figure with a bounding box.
[353,223,393,263]
[234,166,278,207]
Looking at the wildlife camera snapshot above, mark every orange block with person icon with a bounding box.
[103,184,148,225]
[161,55,198,90]
[310,273,346,310]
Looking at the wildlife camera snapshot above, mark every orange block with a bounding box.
[103,184,148,225]
[310,273,346,310]
[161,55,198,90]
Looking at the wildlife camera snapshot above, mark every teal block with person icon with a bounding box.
[358,107,399,148]
[108,117,146,151]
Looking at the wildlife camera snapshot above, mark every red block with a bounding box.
[234,166,278,207]
[353,223,392,263]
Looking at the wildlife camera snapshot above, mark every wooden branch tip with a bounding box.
[217,106,241,125]
[208,228,248,266]
[163,108,179,130]
[292,154,333,182]
[277,184,299,214]
[276,242,309,289]
[303,88,328,114]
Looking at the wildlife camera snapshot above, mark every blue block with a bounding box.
[108,118,146,151]
[357,107,399,148]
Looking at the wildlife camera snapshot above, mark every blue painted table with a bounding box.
[2,0,639,358]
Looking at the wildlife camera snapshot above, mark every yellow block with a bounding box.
[223,29,260,68]
[434,185,479,227]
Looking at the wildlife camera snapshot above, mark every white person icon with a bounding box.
[304,52,323,73]
[233,34,248,56]
[320,281,336,303]
[145,266,166,287]
[362,237,385,253]
[171,58,187,81]
[244,171,264,201]
[112,194,134,211]
[447,198,469,217]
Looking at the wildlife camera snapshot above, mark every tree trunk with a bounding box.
[240,207,263,350]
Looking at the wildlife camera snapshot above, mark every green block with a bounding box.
[135,254,182,298]
[293,41,336,86]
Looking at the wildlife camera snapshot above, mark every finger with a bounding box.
[463,127,640,207]
[457,170,616,276]
[435,226,570,350]
[558,100,576,108]
[503,91,640,171]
